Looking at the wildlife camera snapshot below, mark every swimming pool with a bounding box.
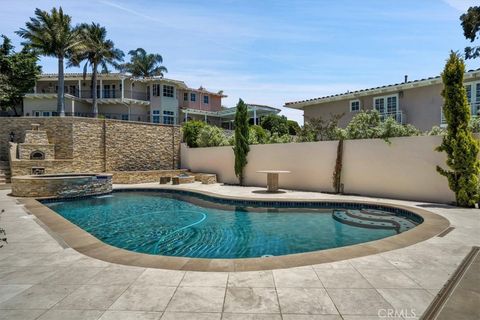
[43,190,421,259]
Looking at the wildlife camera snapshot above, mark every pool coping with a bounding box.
[17,187,450,272]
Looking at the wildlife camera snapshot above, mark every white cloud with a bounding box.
[442,0,477,12]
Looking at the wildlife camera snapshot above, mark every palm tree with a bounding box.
[16,7,83,116]
[70,23,124,117]
[118,48,167,77]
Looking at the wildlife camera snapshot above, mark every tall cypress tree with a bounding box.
[233,99,250,185]
[437,52,480,207]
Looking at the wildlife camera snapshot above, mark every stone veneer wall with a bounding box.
[18,144,55,160]
[1,117,180,175]
[11,174,112,198]
[111,169,188,184]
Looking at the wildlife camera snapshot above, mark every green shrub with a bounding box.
[379,117,420,141]
[196,125,228,147]
[436,52,480,207]
[297,114,344,142]
[233,99,250,185]
[267,132,293,144]
[344,110,382,139]
[182,121,205,148]
[248,125,268,145]
[428,126,447,136]
[470,116,480,133]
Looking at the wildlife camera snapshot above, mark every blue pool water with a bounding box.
[43,191,420,258]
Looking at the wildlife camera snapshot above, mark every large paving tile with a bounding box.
[109,285,176,311]
[87,266,145,286]
[135,268,185,287]
[312,260,354,270]
[357,269,420,288]
[341,316,402,320]
[228,271,275,288]
[224,287,279,314]
[74,256,112,268]
[99,311,162,320]
[166,286,225,313]
[377,288,434,318]
[180,271,228,287]
[0,266,59,284]
[222,314,282,319]
[41,267,105,285]
[0,284,32,303]
[35,249,83,266]
[0,309,47,320]
[399,268,451,289]
[0,252,51,267]
[273,267,323,288]
[282,315,342,320]
[0,284,79,309]
[36,309,104,320]
[349,256,395,270]
[161,312,221,319]
[326,289,393,315]
[315,269,372,289]
[54,284,129,310]
[277,288,337,315]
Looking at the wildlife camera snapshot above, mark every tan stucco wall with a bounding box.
[181,136,480,203]
[181,141,338,192]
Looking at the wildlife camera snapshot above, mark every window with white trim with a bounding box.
[163,85,174,97]
[349,99,360,112]
[440,108,447,127]
[33,111,51,117]
[163,110,175,124]
[373,94,398,114]
[183,92,188,101]
[121,114,129,121]
[190,93,196,102]
[152,84,160,97]
[465,81,480,116]
[152,110,160,123]
[203,95,209,104]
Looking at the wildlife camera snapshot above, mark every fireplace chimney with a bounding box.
[404,75,408,83]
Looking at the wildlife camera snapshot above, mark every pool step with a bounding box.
[332,209,417,233]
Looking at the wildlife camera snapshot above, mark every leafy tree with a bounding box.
[436,52,480,207]
[69,23,124,117]
[460,6,480,59]
[118,48,167,77]
[287,120,300,135]
[344,110,382,139]
[233,99,250,185]
[16,7,83,116]
[378,117,420,141]
[196,125,228,147]
[428,126,447,136]
[0,35,41,114]
[305,113,345,141]
[260,114,289,135]
[182,120,206,148]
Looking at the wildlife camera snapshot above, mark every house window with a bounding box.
[184,92,188,101]
[349,99,360,112]
[465,82,480,115]
[152,110,160,123]
[146,86,150,100]
[441,108,447,127]
[190,93,196,102]
[163,110,175,125]
[153,84,160,96]
[33,111,51,117]
[163,85,174,97]
[374,94,398,114]
[121,114,129,121]
[203,95,209,104]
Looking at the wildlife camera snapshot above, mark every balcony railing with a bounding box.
[380,110,406,124]
[32,89,149,101]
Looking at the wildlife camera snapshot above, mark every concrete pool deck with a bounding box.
[0,183,479,319]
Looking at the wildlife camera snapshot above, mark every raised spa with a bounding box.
[42,190,422,259]
[12,173,112,198]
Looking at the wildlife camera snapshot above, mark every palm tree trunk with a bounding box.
[92,63,98,117]
[57,56,65,116]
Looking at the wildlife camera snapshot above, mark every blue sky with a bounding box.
[1,0,479,124]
